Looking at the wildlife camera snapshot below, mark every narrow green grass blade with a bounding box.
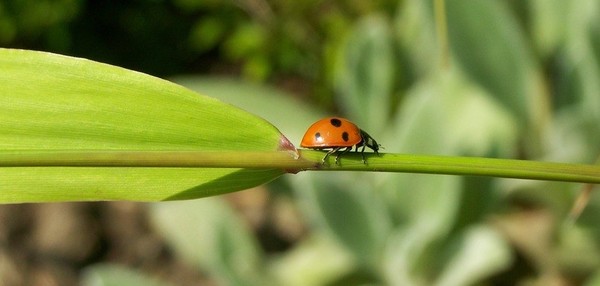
[0,49,291,203]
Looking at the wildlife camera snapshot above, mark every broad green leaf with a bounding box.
[291,172,392,268]
[434,226,512,286]
[546,0,600,113]
[529,0,568,58]
[383,225,444,286]
[384,225,512,286]
[564,0,600,117]
[150,198,267,286]
[546,107,600,163]
[447,0,532,113]
[269,234,355,286]
[391,71,518,156]
[381,173,461,285]
[446,0,549,149]
[0,49,287,202]
[395,0,438,76]
[334,14,395,132]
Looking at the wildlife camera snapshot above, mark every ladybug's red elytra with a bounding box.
[300,117,380,164]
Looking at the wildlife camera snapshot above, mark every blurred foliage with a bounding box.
[0,0,80,48]
[0,0,399,103]
[4,0,600,285]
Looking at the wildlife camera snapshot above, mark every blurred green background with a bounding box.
[2,0,600,285]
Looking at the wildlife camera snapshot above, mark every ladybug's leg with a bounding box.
[334,147,352,165]
[358,144,367,164]
[322,147,342,164]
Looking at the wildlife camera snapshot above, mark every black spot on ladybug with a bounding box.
[330,118,342,127]
[342,132,349,142]
[314,132,321,141]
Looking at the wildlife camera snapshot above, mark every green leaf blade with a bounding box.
[0,167,284,202]
[0,49,282,151]
[0,49,289,202]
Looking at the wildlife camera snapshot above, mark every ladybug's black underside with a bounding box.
[317,129,380,164]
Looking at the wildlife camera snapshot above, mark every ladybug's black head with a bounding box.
[359,130,380,154]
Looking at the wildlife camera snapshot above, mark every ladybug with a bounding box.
[301,117,380,164]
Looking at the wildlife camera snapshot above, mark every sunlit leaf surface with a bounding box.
[0,49,286,202]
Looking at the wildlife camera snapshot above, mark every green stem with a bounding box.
[0,150,310,168]
[0,150,598,184]
[300,150,600,184]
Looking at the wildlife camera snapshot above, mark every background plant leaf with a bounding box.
[446,0,550,156]
[334,14,396,132]
[150,198,267,286]
[81,264,170,286]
